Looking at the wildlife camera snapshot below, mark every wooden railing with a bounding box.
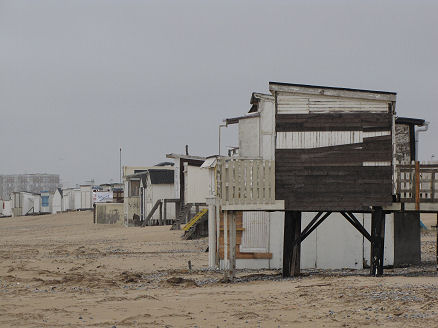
[396,163,438,203]
[216,158,275,206]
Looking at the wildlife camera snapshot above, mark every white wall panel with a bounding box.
[277,93,389,114]
[239,117,260,157]
[240,211,269,253]
[277,131,363,149]
[185,165,210,203]
[315,212,364,269]
[300,212,318,269]
[277,131,391,149]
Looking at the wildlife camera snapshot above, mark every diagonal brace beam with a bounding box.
[301,212,323,237]
[292,212,332,247]
[340,212,372,242]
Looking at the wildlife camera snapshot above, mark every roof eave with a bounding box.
[269,82,397,102]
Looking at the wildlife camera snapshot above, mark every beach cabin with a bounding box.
[1,199,12,217]
[52,188,62,214]
[62,188,75,211]
[40,191,52,213]
[123,165,175,226]
[73,189,81,210]
[209,82,437,277]
[80,185,93,210]
[11,191,40,216]
[166,154,211,236]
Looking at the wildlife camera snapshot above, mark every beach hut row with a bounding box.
[1,184,123,217]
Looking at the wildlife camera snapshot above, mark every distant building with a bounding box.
[0,174,60,200]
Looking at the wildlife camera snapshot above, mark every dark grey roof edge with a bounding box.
[396,117,425,126]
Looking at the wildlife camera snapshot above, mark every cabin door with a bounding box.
[240,211,270,253]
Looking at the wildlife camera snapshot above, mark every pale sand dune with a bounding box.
[1,211,437,327]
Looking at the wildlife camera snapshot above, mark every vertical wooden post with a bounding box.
[216,201,220,267]
[229,211,237,279]
[370,207,386,276]
[436,213,438,272]
[175,200,181,230]
[223,210,228,277]
[415,161,420,211]
[163,200,167,225]
[283,211,301,277]
[159,201,163,225]
[206,197,216,268]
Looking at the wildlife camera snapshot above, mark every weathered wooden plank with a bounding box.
[276,113,392,132]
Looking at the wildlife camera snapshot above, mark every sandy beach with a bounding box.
[1,211,437,327]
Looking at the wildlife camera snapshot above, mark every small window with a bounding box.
[42,196,49,207]
[129,180,140,197]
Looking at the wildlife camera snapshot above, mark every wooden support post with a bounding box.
[175,200,181,230]
[229,211,237,279]
[283,211,301,277]
[216,201,220,267]
[370,207,386,276]
[436,213,438,272]
[415,161,420,211]
[163,200,167,225]
[159,201,163,225]
[206,197,216,268]
[223,210,229,278]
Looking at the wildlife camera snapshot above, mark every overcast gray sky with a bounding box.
[1,0,437,187]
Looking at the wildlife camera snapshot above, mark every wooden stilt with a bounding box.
[229,211,237,279]
[163,200,167,225]
[159,201,163,225]
[223,210,229,279]
[370,207,385,276]
[283,211,301,277]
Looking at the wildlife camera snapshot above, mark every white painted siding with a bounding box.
[52,190,62,214]
[33,195,40,213]
[277,93,389,114]
[240,212,269,253]
[73,189,81,210]
[145,183,175,222]
[259,99,276,160]
[185,165,210,204]
[239,117,260,157]
[234,211,395,270]
[80,186,92,209]
[363,161,391,166]
[276,130,391,149]
[1,200,12,216]
[22,193,35,216]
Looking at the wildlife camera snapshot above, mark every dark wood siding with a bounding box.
[275,112,393,211]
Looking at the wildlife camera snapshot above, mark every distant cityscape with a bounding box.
[0,174,60,200]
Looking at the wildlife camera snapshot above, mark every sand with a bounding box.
[1,211,438,327]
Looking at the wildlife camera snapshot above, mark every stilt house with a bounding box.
[211,82,437,277]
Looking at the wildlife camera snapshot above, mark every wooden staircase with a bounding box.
[182,208,208,240]
[170,203,193,230]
